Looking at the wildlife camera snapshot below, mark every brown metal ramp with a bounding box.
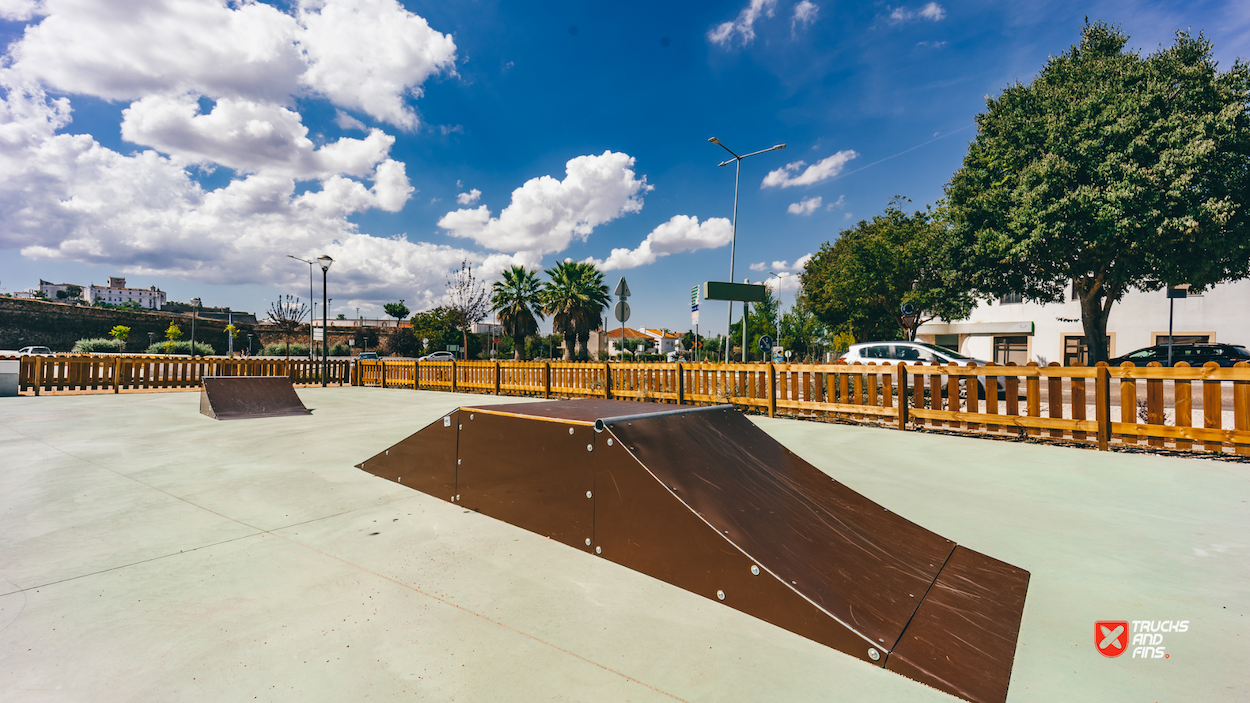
[199,376,311,420]
[356,399,1029,703]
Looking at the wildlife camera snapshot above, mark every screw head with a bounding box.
[751,565,760,576]
[868,648,880,661]
[595,546,602,554]
[586,444,593,452]
[470,413,474,420]
[569,427,574,435]
[585,538,592,546]
[457,458,461,465]
[606,438,613,446]
[716,590,725,601]
[586,491,593,498]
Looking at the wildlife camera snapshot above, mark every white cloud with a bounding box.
[335,109,366,131]
[586,215,732,271]
[787,196,822,215]
[761,150,858,188]
[120,95,399,180]
[917,40,948,48]
[826,194,846,210]
[890,3,945,23]
[707,0,777,47]
[4,0,455,129]
[792,1,818,33]
[0,0,45,21]
[438,151,652,257]
[0,1,461,304]
[456,188,481,205]
[751,254,813,293]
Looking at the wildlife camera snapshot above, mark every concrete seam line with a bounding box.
[270,531,692,703]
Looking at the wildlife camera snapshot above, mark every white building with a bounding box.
[85,277,166,310]
[916,279,1250,365]
[38,280,84,300]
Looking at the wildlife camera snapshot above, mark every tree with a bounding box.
[163,323,182,354]
[267,295,308,360]
[490,266,544,360]
[446,260,489,360]
[542,261,609,360]
[56,285,82,300]
[804,198,976,343]
[411,306,476,357]
[383,301,409,323]
[728,286,783,361]
[944,22,1250,363]
[779,296,830,362]
[109,325,130,342]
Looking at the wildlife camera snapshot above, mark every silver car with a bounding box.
[840,341,1007,399]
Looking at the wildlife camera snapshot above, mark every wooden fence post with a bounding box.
[604,362,613,399]
[494,361,501,396]
[1095,362,1110,451]
[451,361,458,393]
[676,362,685,405]
[897,363,909,430]
[113,357,121,394]
[380,360,387,388]
[33,356,42,396]
[767,363,777,418]
[544,362,551,399]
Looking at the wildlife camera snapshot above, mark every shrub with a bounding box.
[73,338,125,353]
[260,342,310,357]
[145,340,215,355]
[329,343,352,356]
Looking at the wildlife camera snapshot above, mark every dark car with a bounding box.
[1109,343,1250,367]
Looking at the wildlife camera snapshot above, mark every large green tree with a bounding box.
[541,261,609,360]
[804,198,975,343]
[410,306,478,358]
[490,266,544,360]
[945,22,1250,363]
[728,285,780,361]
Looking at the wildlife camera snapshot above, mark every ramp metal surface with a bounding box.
[199,376,311,420]
[356,399,1029,703]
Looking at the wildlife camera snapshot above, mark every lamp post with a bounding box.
[288,255,316,359]
[247,333,253,356]
[769,272,790,357]
[317,255,333,386]
[708,137,786,362]
[190,297,201,357]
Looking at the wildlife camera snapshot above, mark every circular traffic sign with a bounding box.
[614,300,631,323]
[758,335,773,351]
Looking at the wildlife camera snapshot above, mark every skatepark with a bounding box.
[1,386,1247,701]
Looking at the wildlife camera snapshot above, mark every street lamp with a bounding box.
[769,272,791,358]
[247,333,253,356]
[288,255,316,359]
[190,297,201,357]
[708,137,786,362]
[317,255,333,387]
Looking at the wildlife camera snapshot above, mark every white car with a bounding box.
[419,351,456,362]
[18,346,53,356]
[840,341,1007,398]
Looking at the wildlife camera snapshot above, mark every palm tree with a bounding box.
[490,266,543,360]
[542,260,609,361]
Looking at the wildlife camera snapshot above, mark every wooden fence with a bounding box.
[353,358,1250,455]
[19,354,350,393]
[14,354,1248,455]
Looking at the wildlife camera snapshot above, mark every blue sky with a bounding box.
[2,0,1248,334]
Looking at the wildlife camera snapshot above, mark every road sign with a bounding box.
[614,300,631,323]
[614,277,631,298]
[900,302,917,315]
[758,335,773,351]
[772,347,784,363]
[312,328,324,341]
[704,281,767,303]
[1166,284,1189,299]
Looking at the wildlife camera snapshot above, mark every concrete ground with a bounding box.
[1,388,1246,702]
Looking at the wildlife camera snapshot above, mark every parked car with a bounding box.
[18,346,53,356]
[1108,343,1250,368]
[419,351,456,362]
[356,351,379,360]
[839,341,1007,398]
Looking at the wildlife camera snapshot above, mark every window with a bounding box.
[934,334,960,352]
[993,336,1028,365]
[1155,334,1209,345]
[862,345,891,359]
[999,291,1022,305]
[1063,335,1111,366]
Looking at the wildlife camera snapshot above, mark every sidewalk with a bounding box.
[1,388,1246,701]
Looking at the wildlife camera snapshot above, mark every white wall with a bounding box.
[918,279,1250,364]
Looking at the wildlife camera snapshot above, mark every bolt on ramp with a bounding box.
[357,399,1029,703]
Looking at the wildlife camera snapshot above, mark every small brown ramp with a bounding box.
[199,376,311,420]
[356,400,1029,703]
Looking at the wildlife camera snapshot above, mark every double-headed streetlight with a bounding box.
[708,137,786,362]
[287,255,317,358]
[317,255,334,386]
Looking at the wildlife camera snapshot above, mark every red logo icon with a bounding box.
[1096,621,1129,657]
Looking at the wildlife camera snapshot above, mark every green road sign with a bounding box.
[703,281,767,303]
